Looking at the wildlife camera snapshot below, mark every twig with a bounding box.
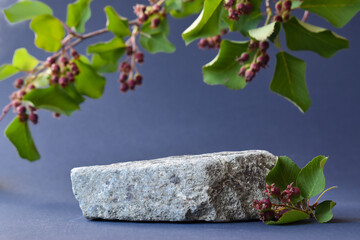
[302,11,309,22]
[0,103,12,121]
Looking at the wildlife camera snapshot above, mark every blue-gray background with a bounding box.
[0,0,359,239]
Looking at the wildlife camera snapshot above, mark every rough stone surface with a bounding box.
[71,150,277,222]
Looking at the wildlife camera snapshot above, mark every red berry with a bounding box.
[284,1,292,11]
[275,2,282,12]
[53,113,61,118]
[14,78,24,89]
[151,18,161,28]
[274,15,283,22]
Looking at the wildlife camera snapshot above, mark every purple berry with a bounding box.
[59,77,69,88]
[275,2,282,12]
[119,73,128,83]
[59,56,69,66]
[250,62,260,72]
[151,18,161,28]
[18,113,28,122]
[239,53,250,62]
[28,84,35,90]
[51,64,60,74]
[14,78,24,89]
[46,56,56,66]
[50,76,59,85]
[12,101,21,108]
[198,38,208,49]
[128,80,136,90]
[245,69,255,82]
[71,50,80,60]
[274,15,283,22]
[135,52,144,63]
[120,83,129,93]
[67,72,75,83]
[249,40,259,50]
[134,74,143,85]
[126,46,133,56]
[18,90,26,98]
[53,113,60,118]
[244,3,253,14]
[284,0,292,10]
[16,105,26,114]
[292,187,300,198]
[239,66,246,77]
[29,113,38,125]
[259,41,269,51]
[236,3,245,12]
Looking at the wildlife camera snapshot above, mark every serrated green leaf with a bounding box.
[140,18,175,54]
[203,40,251,90]
[30,14,65,52]
[5,117,40,162]
[74,59,106,99]
[92,54,119,73]
[0,64,19,81]
[87,37,126,62]
[296,155,328,198]
[12,48,38,72]
[266,156,301,191]
[222,0,263,36]
[170,0,204,18]
[4,0,53,23]
[270,51,310,113]
[182,0,223,45]
[248,21,281,41]
[67,0,92,33]
[23,86,80,116]
[315,200,336,223]
[105,6,131,38]
[283,17,349,58]
[301,0,360,28]
[266,210,310,225]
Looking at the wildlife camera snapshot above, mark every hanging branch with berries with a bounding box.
[253,155,337,224]
[0,0,359,161]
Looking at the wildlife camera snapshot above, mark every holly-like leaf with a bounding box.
[4,0,53,23]
[67,0,92,33]
[105,6,131,38]
[182,0,223,45]
[248,21,281,41]
[266,156,301,191]
[140,17,175,54]
[283,17,349,58]
[270,51,310,113]
[170,0,204,18]
[5,117,40,162]
[30,14,65,52]
[12,48,38,72]
[74,59,106,99]
[315,200,336,223]
[296,155,328,198]
[266,210,310,225]
[87,37,126,62]
[301,0,360,28]
[23,86,80,116]
[222,0,263,36]
[203,40,251,90]
[0,64,19,81]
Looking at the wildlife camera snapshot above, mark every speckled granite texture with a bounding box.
[71,150,277,222]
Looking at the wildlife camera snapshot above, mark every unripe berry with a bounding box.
[151,18,161,28]
[29,113,38,125]
[16,105,26,114]
[14,78,24,89]
[135,52,144,63]
[250,62,260,72]
[134,74,143,85]
[284,0,292,11]
[239,66,246,77]
[259,41,269,52]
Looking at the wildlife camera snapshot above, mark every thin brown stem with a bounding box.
[272,203,309,214]
[0,103,12,121]
[302,10,309,22]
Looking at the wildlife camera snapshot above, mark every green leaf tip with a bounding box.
[4,0,53,23]
[67,0,92,33]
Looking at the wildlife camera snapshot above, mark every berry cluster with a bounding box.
[10,79,38,124]
[223,0,253,21]
[238,40,270,82]
[198,30,228,50]
[273,0,292,23]
[133,2,165,27]
[118,46,144,93]
[46,50,80,89]
[252,182,301,222]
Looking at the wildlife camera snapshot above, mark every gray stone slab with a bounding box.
[71,150,276,222]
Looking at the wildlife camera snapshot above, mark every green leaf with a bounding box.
[74,59,106,99]
[296,155,328,198]
[170,0,204,18]
[266,210,310,225]
[283,17,349,58]
[87,37,126,62]
[203,40,251,90]
[291,1,303,9]
[301,0,360,28]
[222,0,263,36]
[5,117,40,162]
[4,0,53,23]
[30,14,65,52]
[105,6,131,38]
[12,48,38,72]
[270,51,311,113]
[315,200,336,223]
[64,84,85,104]
[92,54,119,73]
[32,71,50,88]
[248,21,281,42]
[165,0,183,12]
[23,86,80,116]
[0,64,19,81]
[266,156,301,191]
[67,0,92,33]
[182,0,223,45]
[140,18,175,54]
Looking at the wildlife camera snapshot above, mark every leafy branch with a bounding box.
[0,0,359,161]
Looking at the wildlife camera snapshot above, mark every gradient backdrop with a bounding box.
[0,0,359,239]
